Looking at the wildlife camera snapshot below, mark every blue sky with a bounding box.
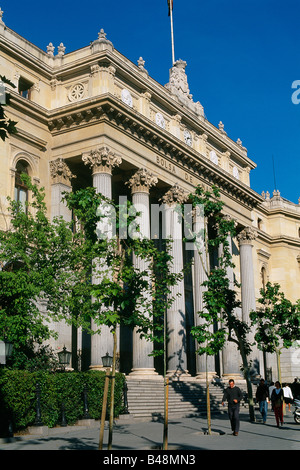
[2,0,300,203]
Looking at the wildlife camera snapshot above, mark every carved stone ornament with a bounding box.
[46,42,55,57]
[57,43,66,57]
[50,158,75,185]
[127,168,158,194]
[82,146,122,175]
[68,83,85,102]
[237,226,257,246]
[161,183,188,206]
[165,59,204,117]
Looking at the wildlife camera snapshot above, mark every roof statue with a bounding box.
[165,59,204,118]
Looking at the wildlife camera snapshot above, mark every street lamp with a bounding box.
[0,340,13,366]
[99,352,113,450]
[101,352,113,368]
[57,346,72,369]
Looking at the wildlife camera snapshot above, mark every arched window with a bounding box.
[14,160,29,211]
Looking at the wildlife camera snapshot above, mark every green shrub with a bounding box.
[0,369,125,434]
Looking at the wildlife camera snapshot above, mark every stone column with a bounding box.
[127,168,160,378]
[50,158,74,222]
[221,225,241,380]
[49,158,75,360]
[82,146,122,369]
[161,184,190,378]
[237,226,260,375]
[192,208,216,380]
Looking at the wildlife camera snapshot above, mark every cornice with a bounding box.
[45,93,262,209]
[256,229,300,248]
[2,29,255,170]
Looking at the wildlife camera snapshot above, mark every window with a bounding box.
[18,77,33,100]
[14,160,29,211]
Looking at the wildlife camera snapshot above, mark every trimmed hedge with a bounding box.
[0,369,125,434]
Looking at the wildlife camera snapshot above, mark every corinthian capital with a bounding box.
[82,146,122,174]
[50,158,75,185]
[161,183,188,206]
[237,226,257,246]
[127,168,158,194]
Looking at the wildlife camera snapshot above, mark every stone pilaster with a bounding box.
[161,184,190,377]
[82,146,122,370]
[127,168,160,378]
[49,158,75,359]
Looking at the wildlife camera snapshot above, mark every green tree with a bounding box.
[0,75,18,141]
[250,282,300,383]
[0,174,73,362]
[189,185,255,424]
[63,187,180,449]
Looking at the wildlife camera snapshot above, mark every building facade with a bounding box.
[1,11,299,382]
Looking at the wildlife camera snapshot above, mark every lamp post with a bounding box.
[98,352,113,450]
[0,340,13,366]
[57,346,72,370]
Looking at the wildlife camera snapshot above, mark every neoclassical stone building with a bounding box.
[1,11,299,383]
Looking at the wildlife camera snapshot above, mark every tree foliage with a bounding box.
[0,75,18,141]
[0,174,73,356]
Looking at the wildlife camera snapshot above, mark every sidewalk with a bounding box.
[1,409,299,452]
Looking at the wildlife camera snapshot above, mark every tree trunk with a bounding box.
[108,330,117,450]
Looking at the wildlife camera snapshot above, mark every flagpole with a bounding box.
[169,4,175,65]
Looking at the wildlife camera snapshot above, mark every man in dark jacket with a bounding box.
[256,378,269,423]
[222,379,243,436]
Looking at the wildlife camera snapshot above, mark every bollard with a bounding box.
[123,381,129,414]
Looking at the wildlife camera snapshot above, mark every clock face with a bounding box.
[121,88,133,107]
[155,112,165,129]
[233,166,239,179]
[184,130,192,146]
[209,150,218,165]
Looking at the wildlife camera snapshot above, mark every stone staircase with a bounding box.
[124,377,249,420]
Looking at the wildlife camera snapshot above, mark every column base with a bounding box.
[129,368,162,380]
[166,369,191,380]
[195,372,217,381]
[89,365,106,371]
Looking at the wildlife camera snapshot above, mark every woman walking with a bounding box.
[271,381,284,427]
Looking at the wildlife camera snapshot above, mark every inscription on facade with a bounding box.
[156,155,197,187]
[156,155,176,173]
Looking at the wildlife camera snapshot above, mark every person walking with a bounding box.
[256,378,269,424]
[271,381,284,428]
[222,379,243,436]
[283,383,293,412]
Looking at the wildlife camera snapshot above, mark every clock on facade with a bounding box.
[121,88,133,107]
[184,129,192,146]
[155,112,166,129]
